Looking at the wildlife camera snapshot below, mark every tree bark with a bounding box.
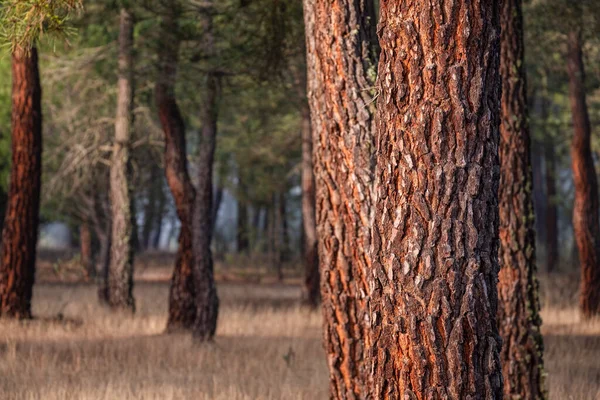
[303,0,378,396]
[192,4,220,340]
[368,1,503,398]
[567,28,600,318]
[497,0,546,398]
[300,103,319,307]
[0,47,42,319]
[155,3,197,333]
[107,7,136,312]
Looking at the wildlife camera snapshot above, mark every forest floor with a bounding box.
[0,254,599,399]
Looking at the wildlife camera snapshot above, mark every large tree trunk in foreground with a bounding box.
[567,29,600,318]
[0,47,42,319]
[155,4,197,333]
[303,0,378,396]
[368,1,503,398]
[497,0,545,397]
[300,103,319,307]
[192,4,220,340]
[107,7,136,312]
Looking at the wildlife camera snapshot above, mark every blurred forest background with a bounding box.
[0,0,598,276]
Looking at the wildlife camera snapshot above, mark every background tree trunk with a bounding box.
[192,3,220,340]
[237,182,249,254]
[80,222,94,279]
[567,28,600,318]
[300,103,319,307]
[497,0,545,397]
[155,2,197,333]
[545,136,559,273]
[107,7,135,312]
[368,1,503,398]
[302,0,378,396]
[0,47,42,319]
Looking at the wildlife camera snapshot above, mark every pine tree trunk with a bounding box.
[300,103,319,307]
[80,222,94,279]
[567,28,600,318]
[141,166,160,250]
[212,184,223,233]
[0,47,42,319]
[151,184,166,249]
[192,4,220,340]
[237,184,249,253]
[155,3,197,332]
[107,7,135,312]
[531,140,547,246]
[545,139,558,273]
[368,1,503,398]
[278,192,289,263]
[497,0,545,397]
[302,0,378,396]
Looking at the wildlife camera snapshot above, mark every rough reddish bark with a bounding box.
[369,1,503,398]
[0,47,42,319]
[567,29,600,318]
[192,4,220,340]
[155,3,197,332]
[302,0,378,397]
[497,0,545,397]
[300,103,319,307]
[106,7,136,312]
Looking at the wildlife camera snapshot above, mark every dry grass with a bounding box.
[0,270,599,399]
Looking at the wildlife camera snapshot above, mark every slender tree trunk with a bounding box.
[279,192,289,262]
[107,7,135,312]
[155,3,197,332]
[368,1,503,398]
[302,0,378,396]
[237,183,249,253]
[80,222,94,279]
[532,141,547,246]
[545,138,559,273]
[497,0,545,398]
[142,166,160,250]
[567,28,600,318]
[212,183,223,233]
[151,184,166,249]
[251,205,262,251]
[0,47,42,319]
[301,100,319,306]
[274,194,284,281]
[192,4,220,340]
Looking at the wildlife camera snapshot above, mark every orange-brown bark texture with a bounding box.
[155,3,197,333]
[302,0,378,397]
[107,7,135,312]
[369,1,503,398]
[0,47,42,319]
[567,29,600,318]
[497,0,545,398]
